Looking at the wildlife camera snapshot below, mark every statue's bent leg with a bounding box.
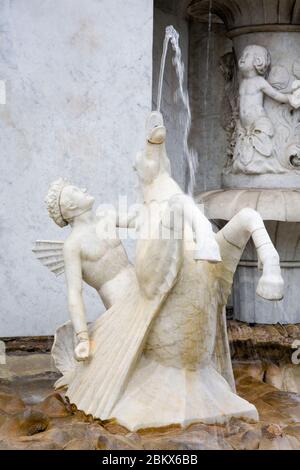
[219,208,284,301]
[166,194,221,263]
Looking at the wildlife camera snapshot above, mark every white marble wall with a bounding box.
[0,0,153,336]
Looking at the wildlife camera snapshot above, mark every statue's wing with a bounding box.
[32,240,65,276]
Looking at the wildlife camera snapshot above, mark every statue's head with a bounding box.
[239,45,271,77]
[134,111,171,185]
[45,178,95,227]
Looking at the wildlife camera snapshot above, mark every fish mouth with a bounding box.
[147,125,166,144]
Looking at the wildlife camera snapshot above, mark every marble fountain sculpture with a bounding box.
[189,0,300,323]
[34,107,285,430]
[32,24,285,431]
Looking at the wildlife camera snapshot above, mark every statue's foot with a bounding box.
[256,274,284,301]
[74,339,90,362]
[194,239,222,264]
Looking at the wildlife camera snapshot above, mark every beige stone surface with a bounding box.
[0,362,300,450]
[265,364,300,394]
[0,354,57,381]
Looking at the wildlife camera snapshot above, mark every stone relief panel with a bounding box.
[220,45,300,176]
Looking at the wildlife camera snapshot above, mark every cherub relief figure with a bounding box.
[229,45,300,175]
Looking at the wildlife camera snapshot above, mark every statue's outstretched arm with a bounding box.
[63,242,90,361]
[262,78,300,108]
[261,79,290,104]
[216,208,284,301]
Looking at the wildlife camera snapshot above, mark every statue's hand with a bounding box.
[288,93,300,109]
[288,81,300,109]
[75,340,90,361]
[291,80,300,92]
[75,334,90,362]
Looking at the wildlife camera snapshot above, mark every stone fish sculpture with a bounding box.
[34,112,284,431]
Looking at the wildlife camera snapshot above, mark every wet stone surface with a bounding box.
[0,358,300,450]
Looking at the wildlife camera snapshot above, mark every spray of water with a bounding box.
[157,25,198,196]
[203,0,213,192]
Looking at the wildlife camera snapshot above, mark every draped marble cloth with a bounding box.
[52,232,257,431]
